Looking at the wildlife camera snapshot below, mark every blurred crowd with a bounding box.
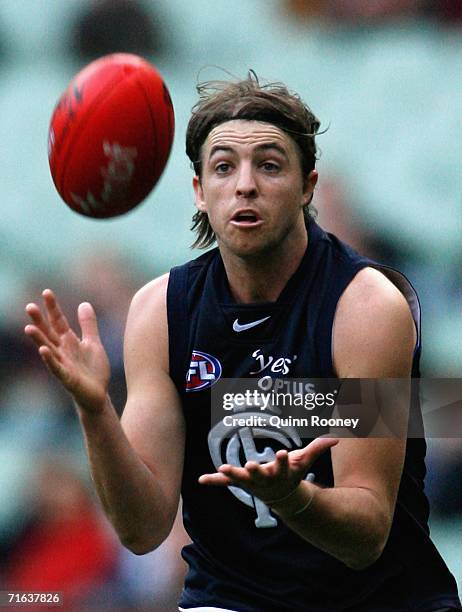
[285,0,462,26]
[0,0,461,607]
[0,251,190,610]
[0,193,460,609]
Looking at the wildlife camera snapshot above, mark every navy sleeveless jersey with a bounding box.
[167,221,460,611]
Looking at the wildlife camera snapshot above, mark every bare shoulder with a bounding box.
[129,272,170,317]
[333,267,416,378]
[337,267,412,315]
[124,273,170,374]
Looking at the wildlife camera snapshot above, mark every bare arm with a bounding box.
[200,267,416,569]
[25,276,184,554]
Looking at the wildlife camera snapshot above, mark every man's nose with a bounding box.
[235,163,258,198]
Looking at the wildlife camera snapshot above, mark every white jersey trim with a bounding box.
[179,607,237,612]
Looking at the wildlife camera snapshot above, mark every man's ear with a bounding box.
[303,170,318,205]
[193,175,207,212]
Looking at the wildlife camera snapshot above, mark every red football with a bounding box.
[48,53,174,218]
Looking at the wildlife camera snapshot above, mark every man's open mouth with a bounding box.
[230,209,263,225]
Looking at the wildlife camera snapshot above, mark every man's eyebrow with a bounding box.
[208,142,289,160]
[254,142,289,158]
[208,145,234,159]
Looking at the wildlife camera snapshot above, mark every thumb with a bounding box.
[78,302,101,341]
[291,437,339,469]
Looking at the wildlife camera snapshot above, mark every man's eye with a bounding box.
[215,162,231,173]
[261,162,279,172]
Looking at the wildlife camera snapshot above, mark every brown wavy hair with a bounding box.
[186,71,321,249]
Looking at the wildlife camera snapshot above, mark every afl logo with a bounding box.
[186,350,222,392]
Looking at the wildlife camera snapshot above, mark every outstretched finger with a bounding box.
[289,437,339,471]
[42,289,70,335]
[78,302,100,342]
[217,463,257,487]
[38,345,69,382]
[244,461,268,483]
[272,449,289,479]
[218,463,249,480]
[25,324,61,358]
[198,472,232,486]
[25,303,60,346]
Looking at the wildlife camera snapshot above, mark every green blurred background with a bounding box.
[0,1,460,609]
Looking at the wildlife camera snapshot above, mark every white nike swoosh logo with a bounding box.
[232,316,271,332]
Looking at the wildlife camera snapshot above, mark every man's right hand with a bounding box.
[25,289,111,414]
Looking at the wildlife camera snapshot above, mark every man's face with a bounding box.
[193,120,317,258]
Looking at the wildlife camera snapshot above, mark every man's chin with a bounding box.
[218,236,279,260]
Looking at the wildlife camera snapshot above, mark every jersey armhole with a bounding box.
[318,262,421,377]
[167,265,190,395]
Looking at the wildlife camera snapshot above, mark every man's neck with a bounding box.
[220,229,308,304]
